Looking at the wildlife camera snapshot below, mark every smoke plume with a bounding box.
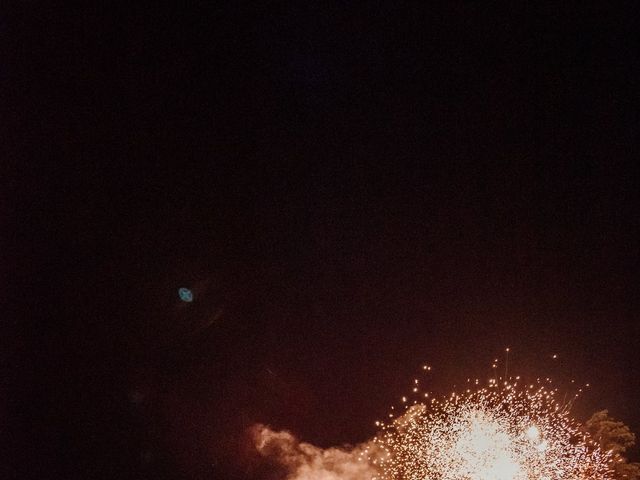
[252,424,380,480]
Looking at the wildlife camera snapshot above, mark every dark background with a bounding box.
[3,3,639,479]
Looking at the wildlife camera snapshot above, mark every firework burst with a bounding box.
[363,369,613,480]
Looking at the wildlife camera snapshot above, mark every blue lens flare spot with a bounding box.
[178,287,194,302]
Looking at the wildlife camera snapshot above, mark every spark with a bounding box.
[367,375,612,480]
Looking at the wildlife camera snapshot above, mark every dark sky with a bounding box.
[4,3,640,479]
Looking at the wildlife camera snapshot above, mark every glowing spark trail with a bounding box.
[363,376,613,480]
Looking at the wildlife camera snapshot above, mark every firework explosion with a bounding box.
[363,372,613,480]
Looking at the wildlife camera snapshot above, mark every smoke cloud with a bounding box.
[252,424,380,480]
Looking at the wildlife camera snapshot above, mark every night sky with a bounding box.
[4,3,640,479]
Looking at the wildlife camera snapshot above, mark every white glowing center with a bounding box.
[452,412,523,480]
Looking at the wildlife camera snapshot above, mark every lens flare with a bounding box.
[363,376,613,480]
[178,287,193,302]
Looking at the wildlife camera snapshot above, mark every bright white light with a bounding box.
[526,425,540,441]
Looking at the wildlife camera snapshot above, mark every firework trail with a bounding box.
[254,362,613,480]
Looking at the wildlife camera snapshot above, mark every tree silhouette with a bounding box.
[584,410,640,480]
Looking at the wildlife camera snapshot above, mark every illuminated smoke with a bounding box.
[252,424,380,480]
